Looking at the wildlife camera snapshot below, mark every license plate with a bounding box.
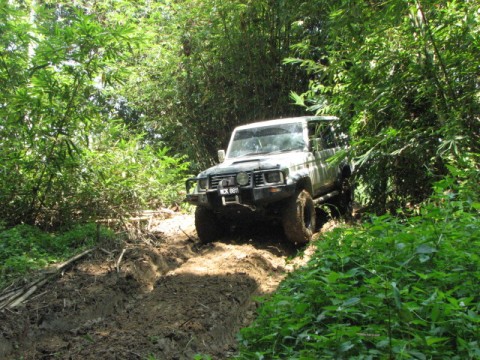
[219,187,239,196]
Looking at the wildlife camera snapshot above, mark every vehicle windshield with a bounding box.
[227,122,305,159]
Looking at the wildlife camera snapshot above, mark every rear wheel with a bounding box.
[333,177,354,220]
[195,207,225,244]
[282,190,316,244]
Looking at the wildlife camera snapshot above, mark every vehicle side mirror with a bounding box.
[218,149,225,163]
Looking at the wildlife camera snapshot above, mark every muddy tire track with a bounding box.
[0,213,326,360]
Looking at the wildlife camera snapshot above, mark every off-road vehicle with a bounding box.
[185,116,353,244]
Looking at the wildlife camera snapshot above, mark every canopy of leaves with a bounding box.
[287,0,479,211]
[1,0,478,226]
[0,1,188,228]
[0,1,479,356]
[114,0,314,169]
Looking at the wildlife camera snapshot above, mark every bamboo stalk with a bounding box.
[8,277,51,308]
[0,248,95,310]
[116,248,127,273]
[55,248,94,271]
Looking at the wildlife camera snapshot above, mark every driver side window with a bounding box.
[308,122,337,150]
[322,127,337,149]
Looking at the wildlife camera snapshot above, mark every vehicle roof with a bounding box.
[234,116,339,131]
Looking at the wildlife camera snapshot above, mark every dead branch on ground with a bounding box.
[0,248,94,310]
[115,248,127,273]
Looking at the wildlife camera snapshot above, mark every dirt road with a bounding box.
[0,213,327,359]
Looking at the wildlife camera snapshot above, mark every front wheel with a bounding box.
[282,190,316,245]
[195,207,225,244]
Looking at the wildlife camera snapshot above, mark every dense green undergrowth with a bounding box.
[0,223,115,289]
[236,174,480,359]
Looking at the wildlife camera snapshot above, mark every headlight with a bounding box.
[265,171,283,184]
[198,178,208,190]
[236,172,249,186]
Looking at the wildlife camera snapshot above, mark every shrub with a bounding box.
[0,223,114,287]
[236,170,480,359]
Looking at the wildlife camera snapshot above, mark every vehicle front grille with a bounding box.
[253,173,265,187]
[209,172,267,189]
[209,173,251,189]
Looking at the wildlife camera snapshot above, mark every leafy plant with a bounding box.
[74,125,190,222]
[0,1,142,227]
[287,0,480,213]
[193,355,213,360]
[236,170,480,359]
[0,223,114,288]
[0,2,191,228]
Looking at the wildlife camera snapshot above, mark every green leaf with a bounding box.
[289,91,305,107]
[430,304,440,322]
[415,244,438,254]
[342,297,361,307]
[339,341,354,352]
[399,308,413,322]
[425,337,449,346]
[391,282,402,310]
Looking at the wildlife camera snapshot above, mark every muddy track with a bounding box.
[0,213,330,360]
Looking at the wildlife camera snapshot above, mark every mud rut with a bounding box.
[0,213,333,360]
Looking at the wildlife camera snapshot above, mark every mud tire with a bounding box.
[282,190,316,244]
[195,206,225,243]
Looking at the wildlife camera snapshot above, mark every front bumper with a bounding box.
[185,181,296,210]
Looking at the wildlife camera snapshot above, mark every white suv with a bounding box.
[186,116,353,244]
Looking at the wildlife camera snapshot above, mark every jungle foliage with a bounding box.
[117,0,479,211]
[236,167,480,359]
[116,0,312,169]
[0,223,115,287]
[0,0,479,357]
[1,0,478,227]
[286,0,479,212]
[0,1,189,229]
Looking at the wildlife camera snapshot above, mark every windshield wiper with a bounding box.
[240,151,270,156]
[267,148,301,155]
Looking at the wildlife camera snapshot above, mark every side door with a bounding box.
[308,121,338,196]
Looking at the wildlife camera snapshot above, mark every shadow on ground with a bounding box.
[1,212,330,359]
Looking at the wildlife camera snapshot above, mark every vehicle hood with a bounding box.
[197,151,309,177]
